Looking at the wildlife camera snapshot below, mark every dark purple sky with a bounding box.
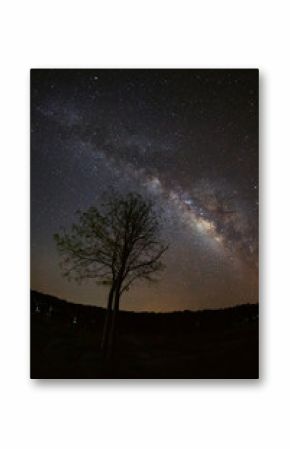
[31,69,258,311]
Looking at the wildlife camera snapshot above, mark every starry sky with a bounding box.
[31,69,258,312]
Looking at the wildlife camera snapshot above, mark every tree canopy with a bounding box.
[54,193,168,295]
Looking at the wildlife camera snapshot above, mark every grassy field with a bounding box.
[31,291,259,379]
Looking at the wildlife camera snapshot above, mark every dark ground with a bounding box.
[30,291,259,379]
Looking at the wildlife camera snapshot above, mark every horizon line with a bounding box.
[30,289,259,315]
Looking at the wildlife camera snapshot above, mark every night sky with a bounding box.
[31,69,258,312]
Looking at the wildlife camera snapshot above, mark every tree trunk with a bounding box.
[100,285,114,356]
[107,288,120,360]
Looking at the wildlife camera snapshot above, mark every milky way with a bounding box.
[31,69,258,311]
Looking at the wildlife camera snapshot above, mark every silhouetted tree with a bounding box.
[54,193,168,358]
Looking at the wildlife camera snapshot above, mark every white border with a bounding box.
[1,1,289,448]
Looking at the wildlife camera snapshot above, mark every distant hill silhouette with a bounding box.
[31,290,259,379]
